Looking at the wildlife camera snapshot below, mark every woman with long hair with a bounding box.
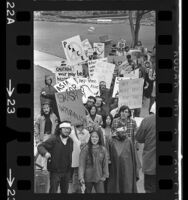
[79,130,109,193]
[86,105,103,128]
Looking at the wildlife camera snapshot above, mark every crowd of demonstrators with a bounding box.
[34,39,156,193]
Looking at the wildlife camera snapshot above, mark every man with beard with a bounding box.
[35,100,58,143]
[37,121,73,193]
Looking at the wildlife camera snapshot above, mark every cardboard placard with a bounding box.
[82,39,93,59]
[77,78,100,103]
[62,35,87,65]
[119,78,144,109]
[55,90,86,125]
[93,43,105,59]
[88,58,108,78]
[93,61,115,89]
[53,77,78,93]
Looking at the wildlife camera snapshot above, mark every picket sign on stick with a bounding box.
[62,35,87,65]
[55,89,86,125]
[118,78,144,109]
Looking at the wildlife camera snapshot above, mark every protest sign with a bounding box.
[62,35,87,65]
[55,90,86,125]
[93,61,115,89]
[93,43,105,58]
[77,78,100,103]
[88,58,108,78]
[53,77,78,93]
[82,39,93,59]
[112,77,128,98]
[119,78,144,109]
[112,72,139,98]
[55,63,83,83]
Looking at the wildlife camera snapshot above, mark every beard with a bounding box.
[61,134,69,138]
[44,112,50,117]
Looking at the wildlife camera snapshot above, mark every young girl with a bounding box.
[79,130,109,193]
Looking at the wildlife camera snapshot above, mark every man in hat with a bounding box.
[38,121,73,193]
[40,75,59,120]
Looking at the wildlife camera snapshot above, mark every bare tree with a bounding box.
[129,11,151,47]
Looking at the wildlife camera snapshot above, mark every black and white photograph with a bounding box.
[34,10,156,194]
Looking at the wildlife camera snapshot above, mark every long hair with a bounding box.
[102,114,113,128]
[87,129,103,166]
[89,105,97,116]
[118,105,132,118]
[54,120,71,136]
[40,103,53,116]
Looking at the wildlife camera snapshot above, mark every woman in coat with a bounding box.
[86,105,103,128]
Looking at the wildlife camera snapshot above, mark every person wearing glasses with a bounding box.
[37,121,73,193]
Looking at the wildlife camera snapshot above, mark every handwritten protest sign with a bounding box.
[77,78,100,103]
[93,43,105,58]
[55,63,83,83]
[119,78,144,109]
[88,58,108,78]
[53,77,78,93]
[113,69,140,98]
[82,39,93,59]
[62,35,87,65]
[55,90,86,125]
[93,61,115,89]
[112,77,128,98]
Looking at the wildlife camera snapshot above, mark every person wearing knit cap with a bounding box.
[37,121,73,193]
[40,75,59,120]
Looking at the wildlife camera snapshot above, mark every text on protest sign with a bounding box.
[55,64,83,83]
[62,35,87,65]
[93,43,105,59]
[119,78,144,109]
[53,77,78,93]
[88,58,108,78]
[77,78,100,104]
[55,90,86,125]
[112,69,140,97]
[92,61,115,89]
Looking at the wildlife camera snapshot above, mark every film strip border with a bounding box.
[6,2,179,200]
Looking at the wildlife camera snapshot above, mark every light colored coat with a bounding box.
[34,113,58,142]
[86,114,103,127]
